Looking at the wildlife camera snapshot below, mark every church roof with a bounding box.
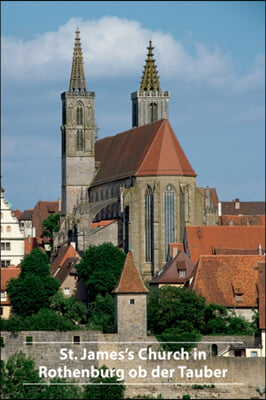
[113,251,149,294]
[92,119,196,187]
[140,40,161,92]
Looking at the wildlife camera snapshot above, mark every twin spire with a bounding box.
[69,28,87,94]
[140,40,161,92]
[69,31,161,95]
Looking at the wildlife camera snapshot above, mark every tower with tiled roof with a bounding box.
[113,251,149,339]
[131,41,170,127]
[61,29,96,215]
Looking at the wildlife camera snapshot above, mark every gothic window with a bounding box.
[62,130,66,155]
[124,206,130,253]
[145,185,154,263]
[150,102,158,122]
[164,184,175,260]
[76,103,84,125]
[76,130,84,151]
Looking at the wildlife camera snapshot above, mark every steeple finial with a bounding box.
[139,41,161,92]
[69,29,87,94]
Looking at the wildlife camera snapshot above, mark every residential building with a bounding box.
[0,267,20,318]
[0,187,25,268]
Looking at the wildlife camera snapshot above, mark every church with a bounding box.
[54,29,217,278]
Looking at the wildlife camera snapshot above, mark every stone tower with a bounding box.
[61,29,96,215]
[113,251,149,340]
[131,41,170,127]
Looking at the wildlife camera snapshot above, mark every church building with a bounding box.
[54,30,217,278]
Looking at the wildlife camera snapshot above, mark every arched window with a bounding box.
[149,102,158,123]
[6,226,11,232]
[76,103,84,125]
[76,130,84,151]
[145,186,154,264]
[164,184,175,260]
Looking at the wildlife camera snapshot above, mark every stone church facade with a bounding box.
[54,30,217,278]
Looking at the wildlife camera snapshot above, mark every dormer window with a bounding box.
[235,294,243,302]
[179,269,186,279]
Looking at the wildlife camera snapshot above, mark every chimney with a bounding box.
[58,198,62,212]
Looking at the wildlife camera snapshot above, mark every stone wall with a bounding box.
[1,331,265,399]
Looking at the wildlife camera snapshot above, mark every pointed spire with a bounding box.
[69,29,87,94]
[140,41,161,92]
[113,251,149,294]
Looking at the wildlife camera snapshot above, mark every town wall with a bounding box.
[1,331,265,399]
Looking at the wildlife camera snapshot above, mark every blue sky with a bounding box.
[1,1,265,211]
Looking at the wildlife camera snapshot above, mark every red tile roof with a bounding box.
[185,226,265,263]
[187,255,265,308]
[24,236,43,255]
[220,201,265,216]
[169,243,185,258]
[258,261,265,330]
[90,219,116,228]
[12,209,22,219]
[150,251,195,285]
[19,209,33,221]
[51,244,80,275]
[113,251,149,294]
[1,267,20,291]
[218,215,265,226]
[1,267,21,304]
[92,119,196,187]
[32,200,60,237]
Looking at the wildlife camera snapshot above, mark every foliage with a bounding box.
[42,213,60,239]
[7,248,60,317]
[157,327,202,353]
[50,291,88,325]
[88,293,115,333]
[83,365,125,399]
[203,303,257,335]
[1,352,83,399]
[1,351,44,399]
[42,378,83,399]
[76,243,126,302]
[147,286,206,334]
[1,309,80,332]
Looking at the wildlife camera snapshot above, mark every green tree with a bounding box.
[147,286,206,334]
[76,243,126,302]
[88,293,115,333]
[50,291,88,324]
[42,213,60,239]
[83,365,125,399]
[1,309,80,332]
[42,378,83,399]
[7,248,60,317]
[1,351,44,399]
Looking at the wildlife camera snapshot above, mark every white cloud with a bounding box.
[3,15,264,93]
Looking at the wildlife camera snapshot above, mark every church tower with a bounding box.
[131,41,170,127]
[61,29,96,215]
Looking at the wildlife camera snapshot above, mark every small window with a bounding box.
[6,226,11,232]
[1,291,7,301]
[73,336,80,345]
[130,299,135,305]
[179,270,186,278]
[1,260,10,268]
[64,287,70,295]
[251,351,258,357]
[26,336,33,346]
[236,294,243,302]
